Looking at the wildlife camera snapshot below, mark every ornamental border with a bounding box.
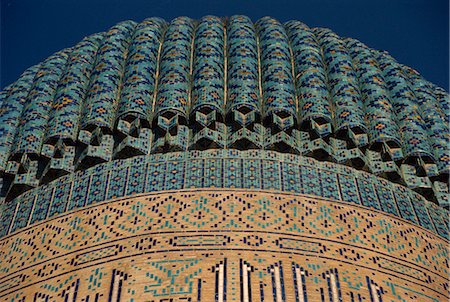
[0,149,447,239]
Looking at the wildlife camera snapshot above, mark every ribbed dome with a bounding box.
[0,15,448,206]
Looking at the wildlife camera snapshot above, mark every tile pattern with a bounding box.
[256,17,300,153]
[403,66,450,175]
[82,21,137,130]
[0,150,447,239]
[0,190,447,301]
[226,16,264,150]
[75,21,137,173]
[285,21,332,137]
[152,17,194,153]
[10,51,70,156]
[0,16,448,207]
[46,33,104,142]
[376,52,436,163]
[314,28,366,140]
[256,17,296,117]
[345,38,401,147]
[190,16,227,149]
[0,64,40,171]
[118,18,166,122]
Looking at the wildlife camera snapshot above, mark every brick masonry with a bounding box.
[0,189,447,301]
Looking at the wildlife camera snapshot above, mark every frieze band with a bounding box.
[0,150,447,239]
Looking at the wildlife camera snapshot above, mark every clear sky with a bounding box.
[1,0,449,90]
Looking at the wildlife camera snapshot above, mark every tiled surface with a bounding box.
[0,15,448,302]
[0,16,448,206]
[0,190,447,301]
[0,150,447,239]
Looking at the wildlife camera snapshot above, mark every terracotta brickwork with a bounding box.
[0,190,447,301]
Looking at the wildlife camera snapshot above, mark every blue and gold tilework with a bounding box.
[82,21,137,131]
[11,50,69,156]
[46,33,104,142]
[376,51,435,161]
[285,21,332,138]
[345,38,400,147]
[402,66,449,176]
[0,65,40,171]
[191,16,225,115]
[226,16,260,116]
[151,17,195,153]
[256,17,296,119]
[433,85,450,123]
[256,17,301,153]
[314,28,366,143]
[0,10,448,298]
[118,18,167,123]
[0,16,448,206]
[190,16,227,149]
[226,15,264,149]
[154,17,194,119]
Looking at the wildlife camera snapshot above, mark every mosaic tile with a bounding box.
[299,165,321,197]
[373,178,399,216]
[337,173,361,205]
[0,15,449,301]
[356,178,381,210]
[126,162,147,196]
[48,181,72,217]
[145,162,165,193]
[280,162,301,193]
[30,187,54,224]
[393,186,419,225]
[0,150,448,238]
[67,171,90,211]
[86,169,109,206]
[0,16,447,208]
[203,158,222,188]
[223,158,242,188]
[262,160,281,191]
[10,193,35,233]
[165,161,185,191]
[243,158,261,189]
[185,159,203,188]
[106,167,129,200]
[319,169,340,200]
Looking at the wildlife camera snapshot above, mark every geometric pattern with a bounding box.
[0,15,449,302]
[0,16,448,207]
[0,150,447,239]
[0,190,447,301]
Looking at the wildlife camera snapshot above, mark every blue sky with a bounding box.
[1,0,448,90]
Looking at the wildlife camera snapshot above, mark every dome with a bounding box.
[0,16,448,301]
[1,16,448,206]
